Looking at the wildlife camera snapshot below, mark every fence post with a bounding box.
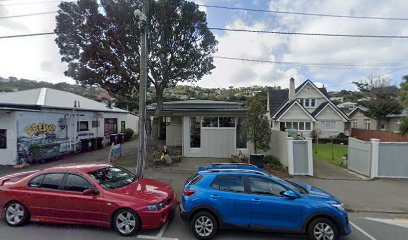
[287,137,294,175]
[370,138,380,178]
[306,137,314,176]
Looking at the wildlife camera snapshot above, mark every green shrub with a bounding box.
[124,128,135,141]
[336,132,346,139]
[264,155,282,169]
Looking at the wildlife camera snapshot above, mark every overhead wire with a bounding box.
[198,4,408,21]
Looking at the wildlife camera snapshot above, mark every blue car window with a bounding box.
[212,175,244,193]
[248,177,287,196]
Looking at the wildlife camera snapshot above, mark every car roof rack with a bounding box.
[211,163,258,168]
[200,168,269,176]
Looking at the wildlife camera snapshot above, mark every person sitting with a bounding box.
[160,145,172,165]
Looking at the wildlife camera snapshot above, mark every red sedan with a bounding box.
[0,163,176,236]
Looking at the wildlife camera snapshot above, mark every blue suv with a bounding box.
[180,163,350,240]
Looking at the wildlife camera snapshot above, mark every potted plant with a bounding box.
[244,97,271,168]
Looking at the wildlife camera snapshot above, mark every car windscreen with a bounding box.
[88,167,137,190]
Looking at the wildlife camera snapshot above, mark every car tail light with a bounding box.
[183,188,195,196]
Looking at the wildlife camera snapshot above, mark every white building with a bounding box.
[267,78,349,138]
[148,100,248,158]
[0,88,138,165]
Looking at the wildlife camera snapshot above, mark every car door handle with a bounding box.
[210,194,219,199]
[252,198,261,202]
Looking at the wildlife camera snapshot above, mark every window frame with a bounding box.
[77,121,89,132]
[27,172,66,191]
[210,175,246,194]
[0,129,6,149]
[120,121,126,133]
[321,120,337,130]
[246,176,288,197]
[61,173,96,193]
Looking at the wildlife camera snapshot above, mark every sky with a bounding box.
[1,0,408,91]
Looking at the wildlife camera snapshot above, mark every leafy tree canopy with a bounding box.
[55,0,217,110]
[399,75,408,134]
[353,74,402,130]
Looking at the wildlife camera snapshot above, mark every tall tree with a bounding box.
[55,0,217,139]
[353,74,402,130]
[244,97,271,154]
[399,75,408,134]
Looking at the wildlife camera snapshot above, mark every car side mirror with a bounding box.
[282,190,297,199]
[82,188,98,195]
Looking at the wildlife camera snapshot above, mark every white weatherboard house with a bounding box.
[148,100,248,158]
[267,78,349,138]
[0,88,138,165]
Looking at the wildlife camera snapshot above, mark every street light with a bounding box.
[135,2,148,177]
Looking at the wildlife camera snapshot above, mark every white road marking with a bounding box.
[350,221,377,240]
[365,217,408,229]
[136,235,178,240]
[156,221,169,237]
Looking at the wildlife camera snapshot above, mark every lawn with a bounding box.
[313,143,348,167]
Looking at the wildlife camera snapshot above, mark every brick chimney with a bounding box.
[289,77,295,101]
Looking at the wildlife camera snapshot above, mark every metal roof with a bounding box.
[0,88,128,113]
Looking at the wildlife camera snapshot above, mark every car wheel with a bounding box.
[113,209,140,236]
[4,202,29,227]
[308,218,339,240]
[191,211,218,240]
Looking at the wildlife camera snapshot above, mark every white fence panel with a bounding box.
[378,142,408,178]
[269,130,289,167]
[348,137,371,176]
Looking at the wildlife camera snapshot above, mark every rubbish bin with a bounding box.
[118,133,125,144]
[97,137,104,149]
[110,134,118,145]
[250,154,265,168]
[80,139,91,152]
[90,138,98,151]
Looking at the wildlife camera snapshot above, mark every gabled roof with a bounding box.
[0,88,128,113]
[274,100,317,121]
[312,102,349,122]
[268,89,289,117]
[269,79,348,121]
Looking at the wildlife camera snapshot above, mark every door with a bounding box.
[209,175,250,227]
[26,173,67,219]
[59,173,109,225]
[247,176,302,231]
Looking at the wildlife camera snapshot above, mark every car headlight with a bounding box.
[331,203,345,212]
[147,202,166,211]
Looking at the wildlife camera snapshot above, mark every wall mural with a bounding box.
[17,118,69,165]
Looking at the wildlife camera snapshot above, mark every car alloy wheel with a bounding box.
[313,222,334,240]
[308,218,338,240]
[114,209,140,236]
[191,211,218,240]
[5,202,28,226]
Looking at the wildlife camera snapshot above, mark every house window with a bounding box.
[121,121,126,133]
[236,117,247,148]
[202,117,218,128]
[219,117,235,128]
[190,117,201,148]
[104,118,118,135]
[0,129,6,149]
[352,119,357,128]
[364,119,371,130]
[396,120,402,131]
[77,121,89,132]
[305,99,310,107]
[92,120,99,128]
[321,120,337,130]
[380,122,386,131]
[311,99,316,107]
[282,122,312,131]
[299,99,304,106]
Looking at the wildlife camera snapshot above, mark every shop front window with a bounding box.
[190,117,201,148]
[0,129,6,149]
[105,118,118,135]
[121,121,126,133]
[77,121,89,132]
[236,118,247,148]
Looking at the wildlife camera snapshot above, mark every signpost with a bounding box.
[108,143,122,162]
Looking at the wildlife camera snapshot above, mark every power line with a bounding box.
[199,4,408,21]
[0,11,57,19]
[208,27,408,39]
[0,32,54,39]
[0,0,70,6]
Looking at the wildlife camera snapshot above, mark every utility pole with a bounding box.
[135,1,148,177]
